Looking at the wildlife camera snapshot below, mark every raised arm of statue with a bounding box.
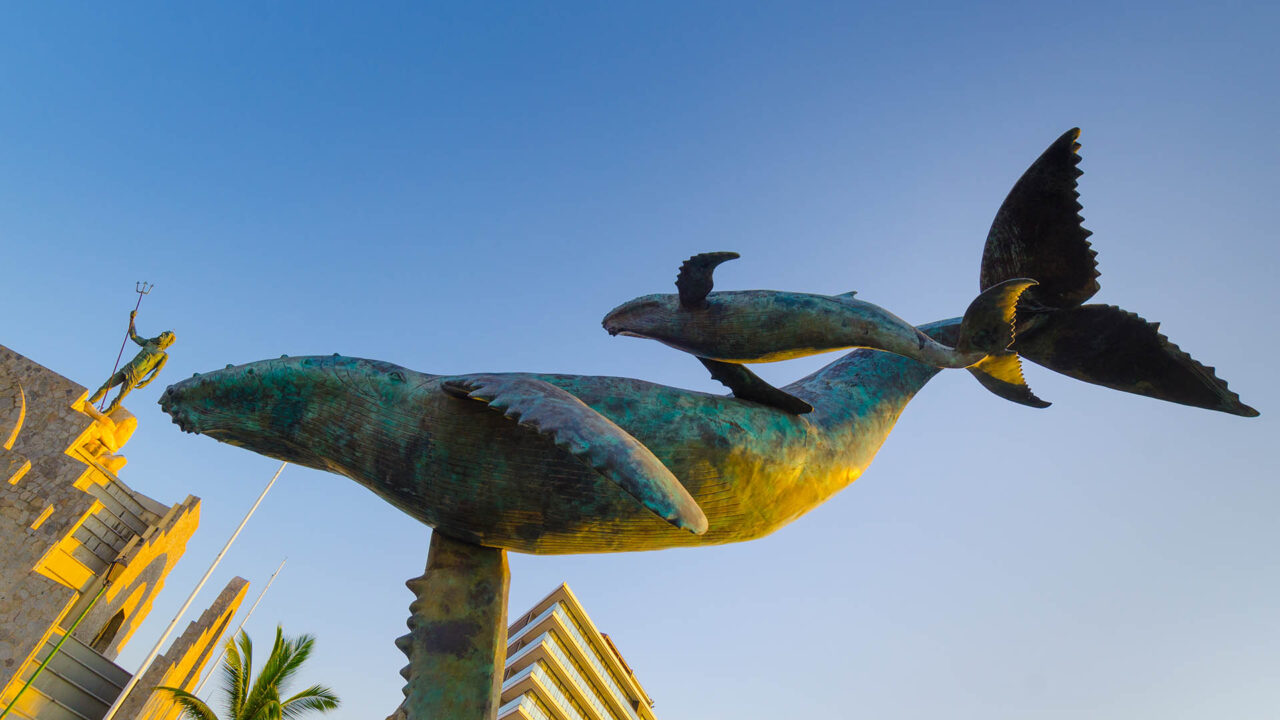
[128,310,145,347]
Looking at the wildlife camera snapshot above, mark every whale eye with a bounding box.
[246,368,255,375]
[389,371,405,383]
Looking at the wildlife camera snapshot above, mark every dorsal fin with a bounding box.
[835,290,858,298]
[676,252,739,309]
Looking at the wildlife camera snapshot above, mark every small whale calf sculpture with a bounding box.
[160,128,1257,719]
[604,254,1031,368]
[603,254,1043,412]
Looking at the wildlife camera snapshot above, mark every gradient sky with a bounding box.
[2,3,1277,719]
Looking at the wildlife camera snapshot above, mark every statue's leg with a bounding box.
[103,370,139,414]
[87,372,122,405]
[104,386,129,415]
[395,531,510,720]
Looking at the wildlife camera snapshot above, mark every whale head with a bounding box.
[601,293,687,343]
[160,358,305,460]
[159,355,397,468]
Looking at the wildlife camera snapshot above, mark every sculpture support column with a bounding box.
[395,531,510,720]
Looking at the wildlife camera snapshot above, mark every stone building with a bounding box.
[0,344,246,720]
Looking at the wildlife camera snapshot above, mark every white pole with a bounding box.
[193,557,287,699]
[101,462,288,720]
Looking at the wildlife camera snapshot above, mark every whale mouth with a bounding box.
[158,384,204,434]
[602,323,643,339]
[159,390,191,433]
[601,316,642,338]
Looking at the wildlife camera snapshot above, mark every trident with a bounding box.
[99,282,155,411]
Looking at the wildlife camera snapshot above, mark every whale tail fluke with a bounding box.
[975,127,1257,417]
[1015,305,1259,417]
[951,277,1051,408]
[956,277,1037,357]
[967,353,1051,408]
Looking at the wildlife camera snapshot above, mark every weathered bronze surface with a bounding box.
[159,129,1257,718]
[982,129,1257,416]
[604,257,1030,367]
[88,310,175,415]
[391,532,509,720]
[160,338,947,553]
[604,255,1042,409]
[697,356,815,414]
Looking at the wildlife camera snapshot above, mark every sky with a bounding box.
[2,2,1278,718]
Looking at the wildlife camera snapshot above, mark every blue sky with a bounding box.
[3,3,1277,718]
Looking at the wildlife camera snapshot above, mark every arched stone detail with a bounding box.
[90,609,126,653]
[0,365,25,451]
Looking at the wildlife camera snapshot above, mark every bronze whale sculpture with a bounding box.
[603,254,1032,368]
[602,129,1259,418]
[160,320,971,554]
[602,254,1042,412]
[158,128,1257,719]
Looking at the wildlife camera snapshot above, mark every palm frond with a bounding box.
[158,685,220,720]
[205,626,337,720]
[271,634,317,693]
[222,631,253,718]
[279,684,341,719]
[242,627,303,720]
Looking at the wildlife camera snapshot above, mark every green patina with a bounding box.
[157,128,1259,719]
[162,320,954,720]
[89,310,176,414]
[160,318,955,556]
[393,533,508,720]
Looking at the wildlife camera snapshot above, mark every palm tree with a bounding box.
[161,627,340,720]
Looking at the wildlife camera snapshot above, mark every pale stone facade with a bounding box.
[0,344,247,720]
[121,577,250,720]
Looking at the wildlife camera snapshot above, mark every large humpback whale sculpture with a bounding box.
[159,128,1256,720]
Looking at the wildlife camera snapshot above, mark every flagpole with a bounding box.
[101,462,287,720]
[193,557,287,699]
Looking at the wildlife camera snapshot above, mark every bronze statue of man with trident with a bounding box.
[88,310,176,414]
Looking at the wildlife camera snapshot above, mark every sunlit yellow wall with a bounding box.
[125,577,250,720]
[72,497,201,659]
[0,345,202,701]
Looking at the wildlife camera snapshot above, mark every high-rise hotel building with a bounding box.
[499,584,658,720]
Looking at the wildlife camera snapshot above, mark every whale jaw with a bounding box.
[601,294,680,340]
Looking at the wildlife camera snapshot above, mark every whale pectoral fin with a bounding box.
[676,252,739,309]
[440,375,709,533]
[698,358,814,414]
[981,128,1100,309]
[1016,305,1259,417]
[967,353,1051,409]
